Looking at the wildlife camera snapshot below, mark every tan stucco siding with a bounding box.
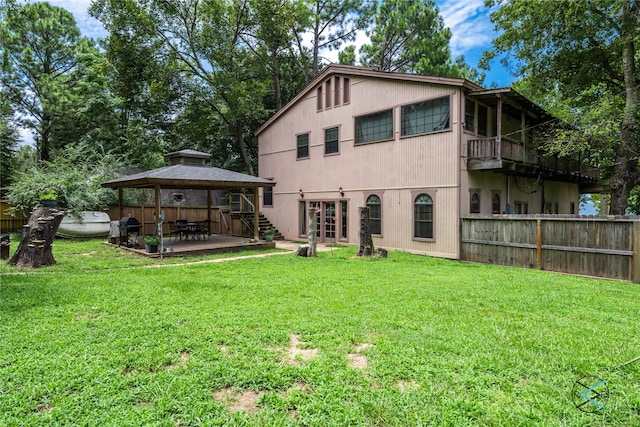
[258,76,463,258]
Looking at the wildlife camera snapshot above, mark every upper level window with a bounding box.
[263,186,273,206]
[470,192,480,213]
[477,104,488,136]
[401,96,450,137]
[297,133,309,159]
[414,194,433,239]
[325,127,339,154]
[334,76,341,106]
[465,98,476,132]
[366,195,382,235]
[343,78,350,103]
[355,109,393,144]
[325,79,332,108]
[317,87,322,110]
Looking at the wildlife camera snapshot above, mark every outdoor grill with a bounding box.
[119,216,141,247]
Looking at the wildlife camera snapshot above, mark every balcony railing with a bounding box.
[467,137,597,180]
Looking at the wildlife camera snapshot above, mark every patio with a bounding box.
[110,234,276,258]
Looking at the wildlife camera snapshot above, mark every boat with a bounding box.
[56,211,112,238]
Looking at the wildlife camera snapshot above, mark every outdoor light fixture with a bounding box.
[299,189,304,198]
[339,186,344,197]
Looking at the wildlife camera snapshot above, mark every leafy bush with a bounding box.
[6,144,124,216]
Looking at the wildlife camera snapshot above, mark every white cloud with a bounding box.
[437,0,494,57]
[35,0,107,39]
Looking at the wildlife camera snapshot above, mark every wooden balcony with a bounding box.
[467,137,598,183]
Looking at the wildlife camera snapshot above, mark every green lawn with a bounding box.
[1,239,639,426]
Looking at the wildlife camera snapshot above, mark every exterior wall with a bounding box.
[460,171,579,215]
[259,75,463,258]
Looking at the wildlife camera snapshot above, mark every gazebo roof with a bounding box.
[101,150,275,190]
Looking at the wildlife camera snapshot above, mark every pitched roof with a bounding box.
[102,164,275,190]
[255,64,484,135]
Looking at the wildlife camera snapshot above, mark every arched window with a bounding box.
[470,192,480,213]
[366,195,382,235]
[492,193,501,214]
[414,194,433,239]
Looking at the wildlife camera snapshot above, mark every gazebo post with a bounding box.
[154,184,161,235]
[118,188,123,219]
[207,189,212,236]
[253,186,260,240]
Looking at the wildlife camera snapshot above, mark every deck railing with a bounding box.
[467,137,597,180]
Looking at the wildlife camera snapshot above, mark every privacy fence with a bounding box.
[461,215,640,283]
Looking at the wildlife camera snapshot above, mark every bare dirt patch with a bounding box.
[213,387,265,414]
[348,343,375,369]
[35,403,52,413]
[164,351,189,370]
[287,334,318,366]
[396,380,419,391]
[133,401,154,409]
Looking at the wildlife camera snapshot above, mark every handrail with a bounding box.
[467,137,598,180]
[240,193,255,212]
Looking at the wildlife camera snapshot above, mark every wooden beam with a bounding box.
[253,187,259,240]
[207,189,212,236]
[154,184,161,235]
[536,219,542,270]
[118,188,123,219]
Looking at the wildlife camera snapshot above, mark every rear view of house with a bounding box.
[256,65,597,259]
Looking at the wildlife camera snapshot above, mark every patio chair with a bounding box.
[167,221,182,242]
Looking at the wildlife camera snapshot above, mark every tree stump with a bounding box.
[297,244,310,257]
[8,206,66,268]
[376,248,388,258]
[356,207,374,257]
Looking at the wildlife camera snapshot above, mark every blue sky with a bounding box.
[45,0,516,88]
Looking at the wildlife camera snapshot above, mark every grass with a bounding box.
[1,239,640,426]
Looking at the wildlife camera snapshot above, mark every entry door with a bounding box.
[323,202,336,243]
[310,201,336,243]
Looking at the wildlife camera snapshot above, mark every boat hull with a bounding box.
[57,211,111,238]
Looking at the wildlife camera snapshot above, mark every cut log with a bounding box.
[308,207,317,257]
[8,206,66,268]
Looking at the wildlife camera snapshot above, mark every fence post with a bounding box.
[536,218,542,270]
[632,221,640,283]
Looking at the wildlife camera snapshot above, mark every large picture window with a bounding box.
[401,96,450,137]
[325,127,339,154]
[366,195,381,235]
[355,109,393,144]
[414,194,433,239]
[297,133,309,159]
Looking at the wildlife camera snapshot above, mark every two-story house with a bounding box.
[256,65,597,259]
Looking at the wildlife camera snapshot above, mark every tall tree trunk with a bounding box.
[8,206,66,268]
[609,3,639,215]
[235,122,255,176]
[271,46,282,110]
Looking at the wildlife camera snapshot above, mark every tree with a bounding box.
[0,97,19,190]
[484,0,639,215]
[0,1,103,162]
[293,0,373,82]
[91,0,271,175]
[358,0,484,84]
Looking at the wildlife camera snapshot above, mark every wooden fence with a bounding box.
[0,200,28,233]
[461,215,640,283]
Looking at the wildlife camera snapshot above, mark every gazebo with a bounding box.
[101,150,275,240]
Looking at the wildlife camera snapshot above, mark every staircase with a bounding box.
[238,212,284,240]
